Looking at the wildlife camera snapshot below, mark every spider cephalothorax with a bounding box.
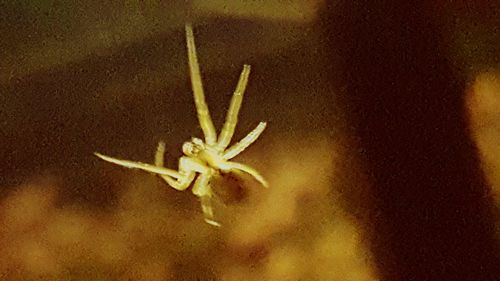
[95,24,268,226]
[182,138,205,156]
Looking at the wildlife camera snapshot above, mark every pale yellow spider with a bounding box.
[95,24,268,226]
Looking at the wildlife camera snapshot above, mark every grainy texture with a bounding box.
[0,3,376,279]
[322,1,499,280]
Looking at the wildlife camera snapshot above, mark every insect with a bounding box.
[95,24,268,226]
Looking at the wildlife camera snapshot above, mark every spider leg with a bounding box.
[94,152,182,179]
[216,64,251,151]
[95,152,195,191]
[185,24,217,145]
[157,155,200,191]
[160,171,196,191]
[224,161,268,188]
[223,122,267,160]
[154,141,166,166]
[201,196,220,227]
[192,169,220,226]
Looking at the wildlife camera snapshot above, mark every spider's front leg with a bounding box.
[153,142,196,191]
[94,152,182,179]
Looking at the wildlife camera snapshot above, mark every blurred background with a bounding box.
[0,1,498,280]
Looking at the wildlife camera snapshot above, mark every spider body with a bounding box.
[95,24,268,226]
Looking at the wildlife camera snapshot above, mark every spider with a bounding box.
[95,24,268,226]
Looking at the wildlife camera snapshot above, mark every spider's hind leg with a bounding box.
[192,171,221,227]
[201,196,220,227]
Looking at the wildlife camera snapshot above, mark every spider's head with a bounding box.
[182,137,205,156]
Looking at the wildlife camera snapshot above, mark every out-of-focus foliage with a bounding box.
[0,0,323,83]
[192,0,323,22]
[0,136,377,280]
[436,1,500,243]
[0,2,376,274]
[436,2,499,76]
[466,72,500,237]
[3,1,496,280]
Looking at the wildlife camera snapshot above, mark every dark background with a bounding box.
[322,1,499,280]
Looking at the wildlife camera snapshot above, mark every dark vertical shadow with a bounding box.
[321,2,499,280]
